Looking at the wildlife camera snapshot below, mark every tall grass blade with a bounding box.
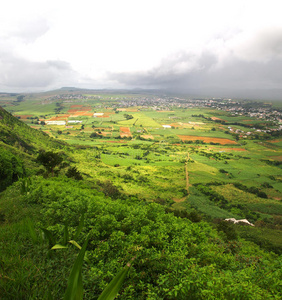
[69,240,91,264]
[51,244,68,250]
[69,240,81,250]
[40,227,56,248]
[97,264,131,300]
[63,235,89,300]
[26,217,38,244]
[74,214,84,240]
[21,178,27,195]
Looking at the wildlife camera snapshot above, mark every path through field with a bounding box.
[185,152,190,193]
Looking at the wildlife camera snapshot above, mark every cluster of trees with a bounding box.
[233,182,268,199]
[195,183,260,223]
[261,159,282,167]
[123,114,134,120]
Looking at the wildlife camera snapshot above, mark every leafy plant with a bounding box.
[63,235,89,300]
[66,166,83,180]
[21,177,31,195]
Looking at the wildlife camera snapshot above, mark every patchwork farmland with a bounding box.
[1,90,281,255]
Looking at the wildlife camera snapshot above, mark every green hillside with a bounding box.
[0,106,66,152]
[0,104,282,299]
[0,106,68,191]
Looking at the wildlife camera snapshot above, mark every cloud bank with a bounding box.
[1,0,282,99]
[106,27,282,98]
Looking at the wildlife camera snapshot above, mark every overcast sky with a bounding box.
[1,0,282,98]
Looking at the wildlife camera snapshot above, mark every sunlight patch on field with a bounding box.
[188,161,218,175]
[127,113,161,127]
[140,134,154,140]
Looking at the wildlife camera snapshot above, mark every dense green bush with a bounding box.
[66,166,83,180]
[1,176,278,299]
[0,149,25,191]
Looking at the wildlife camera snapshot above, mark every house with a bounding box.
[45,121,66,125]
[68,120,82,124]
[93,113,104,117]
[162,125,172,129]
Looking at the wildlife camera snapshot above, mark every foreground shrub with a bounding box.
[1,177,281,299]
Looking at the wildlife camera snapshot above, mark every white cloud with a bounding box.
[1,0,282,94]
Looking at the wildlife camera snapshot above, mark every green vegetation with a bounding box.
[0,91,281,299]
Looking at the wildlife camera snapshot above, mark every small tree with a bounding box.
[90,132,100,138]
[36,151,63,176]
[66,166,83,180]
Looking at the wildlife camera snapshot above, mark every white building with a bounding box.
[45,121,66,125]
[68,120,82,124]
[93,113,104,117]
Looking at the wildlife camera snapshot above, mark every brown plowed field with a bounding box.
[211,117,224,121]
[178,135,237,145]
[120,127,131,133]
[120,127,132,137]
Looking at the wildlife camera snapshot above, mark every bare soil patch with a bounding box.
[96,115,110,118]
[211,117,224,121]
[141,134,154,140]
[169,123,181,127]
[178,135,237,145]
[120,127,131,133]
[120,126,132,138]
[120,133,132,138]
